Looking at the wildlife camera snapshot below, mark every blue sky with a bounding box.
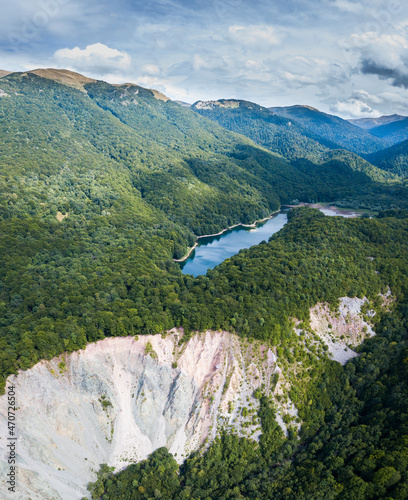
[2,0,408,117]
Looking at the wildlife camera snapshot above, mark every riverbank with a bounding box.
[174,211,281,263]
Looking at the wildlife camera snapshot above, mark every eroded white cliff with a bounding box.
[0,295,390,500]
[0,330,278,500]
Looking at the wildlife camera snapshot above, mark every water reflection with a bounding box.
[181,212,288,277]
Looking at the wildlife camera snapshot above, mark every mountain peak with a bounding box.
[288,105,320,112]
[192,99,267,112]
[23,68,97,89]
[348,114,407,130]
[193,99,241,110]
[8,68,171,101]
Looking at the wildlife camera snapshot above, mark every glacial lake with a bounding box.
[180,212,288,277]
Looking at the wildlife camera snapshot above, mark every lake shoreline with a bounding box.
[281,202,373,218]
[174,210,281,263]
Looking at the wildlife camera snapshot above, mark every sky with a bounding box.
[1,0,408,118]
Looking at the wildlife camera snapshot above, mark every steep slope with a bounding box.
[366,138,408,176]
[0,294,380,500]
[271,105,387,154]
[367,117,408,145]
[0,331,281,499]
[27,68,97,89]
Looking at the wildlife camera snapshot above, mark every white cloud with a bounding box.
[332,0,363,14]
[351,89,382,104]
[378,91,408,105]
[340,31,408,88]
[135,75,197,101]
[330,98,381,118]
[277,56,347,88]
[228,25,280,45]
[54,43,131,74]
[141,64,160,75]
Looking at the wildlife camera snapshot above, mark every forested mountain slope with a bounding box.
[190,98,406,210]
[366,139,408,177]
[271,105,387,154]
[0,70,408,389]
[191,99,338,161]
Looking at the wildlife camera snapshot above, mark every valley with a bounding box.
[0,69,408,499]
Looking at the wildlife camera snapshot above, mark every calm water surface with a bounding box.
[181,212,288,276]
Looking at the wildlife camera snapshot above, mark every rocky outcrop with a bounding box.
[0,331,278,500]
[1,296,389,499]
[309,297,376,364]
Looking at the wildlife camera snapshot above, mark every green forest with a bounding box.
[1,71,408,499]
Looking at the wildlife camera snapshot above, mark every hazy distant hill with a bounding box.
[366,117,408,146]
[349,114,407,130]
[270,105,387,154]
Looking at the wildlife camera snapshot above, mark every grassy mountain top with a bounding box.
[26,68,97,88]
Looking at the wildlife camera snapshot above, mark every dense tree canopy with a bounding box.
[1,71,408,499]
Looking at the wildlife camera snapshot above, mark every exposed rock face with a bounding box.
[310,297,376,364]
[0,297,387,499]
[0,331,278,500]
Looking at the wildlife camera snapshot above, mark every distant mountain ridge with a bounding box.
[367,118,408,145]
[270,105,387,154]
[349,114,407,130]
[191,99,341,162]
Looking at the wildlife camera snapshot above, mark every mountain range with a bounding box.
[1,68,408,500]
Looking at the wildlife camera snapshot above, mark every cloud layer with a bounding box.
[2,0,408,117]
[54,43,131,74]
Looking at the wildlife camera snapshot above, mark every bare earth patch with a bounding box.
[56,211,68,222]
[0,331,281,500]
[310,297,376,364]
